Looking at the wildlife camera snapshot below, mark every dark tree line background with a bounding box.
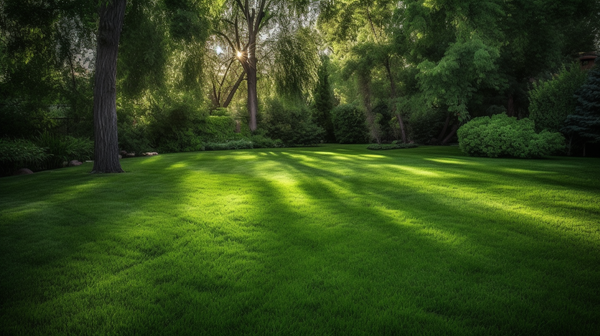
[1,0,599,174]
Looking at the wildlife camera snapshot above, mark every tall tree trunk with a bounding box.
[92,0,126,174]
[246,9,259,132]
[247,66,258,131]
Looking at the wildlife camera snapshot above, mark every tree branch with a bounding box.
[234,0,247,18]
[215,31,237,52]
[223,71,246,108]
[254,0,268,33]
[234,16,241,50]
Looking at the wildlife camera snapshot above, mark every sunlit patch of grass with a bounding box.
[1,145,599,335]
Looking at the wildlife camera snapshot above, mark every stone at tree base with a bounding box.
[118,155,122,159]
[14,168,33,175]
[68,160,83,167]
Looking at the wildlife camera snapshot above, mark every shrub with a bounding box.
[205,139,253,151]
[156,129,204,153]
[210,107,229,116]
[458,114,564,158]
[331,104,368,144]
[198,116,236,143]
[35,132,94,169]
[119,122,153,154]
[263,99,324,146]
[367,143,419,150]
[250,134,284,148]
[529,64,587,132]
[147,96,207,151]
[0,139,49,175]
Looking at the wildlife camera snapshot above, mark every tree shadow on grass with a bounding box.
[1,147,599,335]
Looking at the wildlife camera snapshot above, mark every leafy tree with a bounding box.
[312,55,336,142]
[562,66,600,156]
[215,0,314,132]
[389,0,599,144]
[319,0,409,143]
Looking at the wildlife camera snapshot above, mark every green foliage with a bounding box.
[396,95,446,144]
[408,107,448,145]
[529,64,588,132]
[165,0,210,43]
[0,139,49,175]
[0,102,54,139]
[156,129,204,153]
[417,35,504,120]
[273,28,320,100]
[330,104,368,144]
[372,102,396,143]
[205,139,253,151]
[198,116,236,142]
[146,94,207,152]
[366,143,418,150]
[210,108,229,116]
[35,132,93,169]
[118,122,153,154]
[458,114,565,158]
[562,67,600,145]
[263,99,325,146]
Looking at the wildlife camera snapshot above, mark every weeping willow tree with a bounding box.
[273,27,320,102]
[113,0,219,154]
[214,0,316,131]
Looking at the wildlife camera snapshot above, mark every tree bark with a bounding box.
[441,123,460,145]
[246,11,258,132]
[92,0,126,174]
[223,71,245,108]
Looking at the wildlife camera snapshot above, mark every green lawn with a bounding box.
[1,145,599,335]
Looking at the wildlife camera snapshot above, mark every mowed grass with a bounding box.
[1,145,599,335]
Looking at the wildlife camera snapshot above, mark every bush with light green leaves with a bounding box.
[458,114,564,158]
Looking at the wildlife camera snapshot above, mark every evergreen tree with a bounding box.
[312,56,336,142]
[562,65,600,156]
